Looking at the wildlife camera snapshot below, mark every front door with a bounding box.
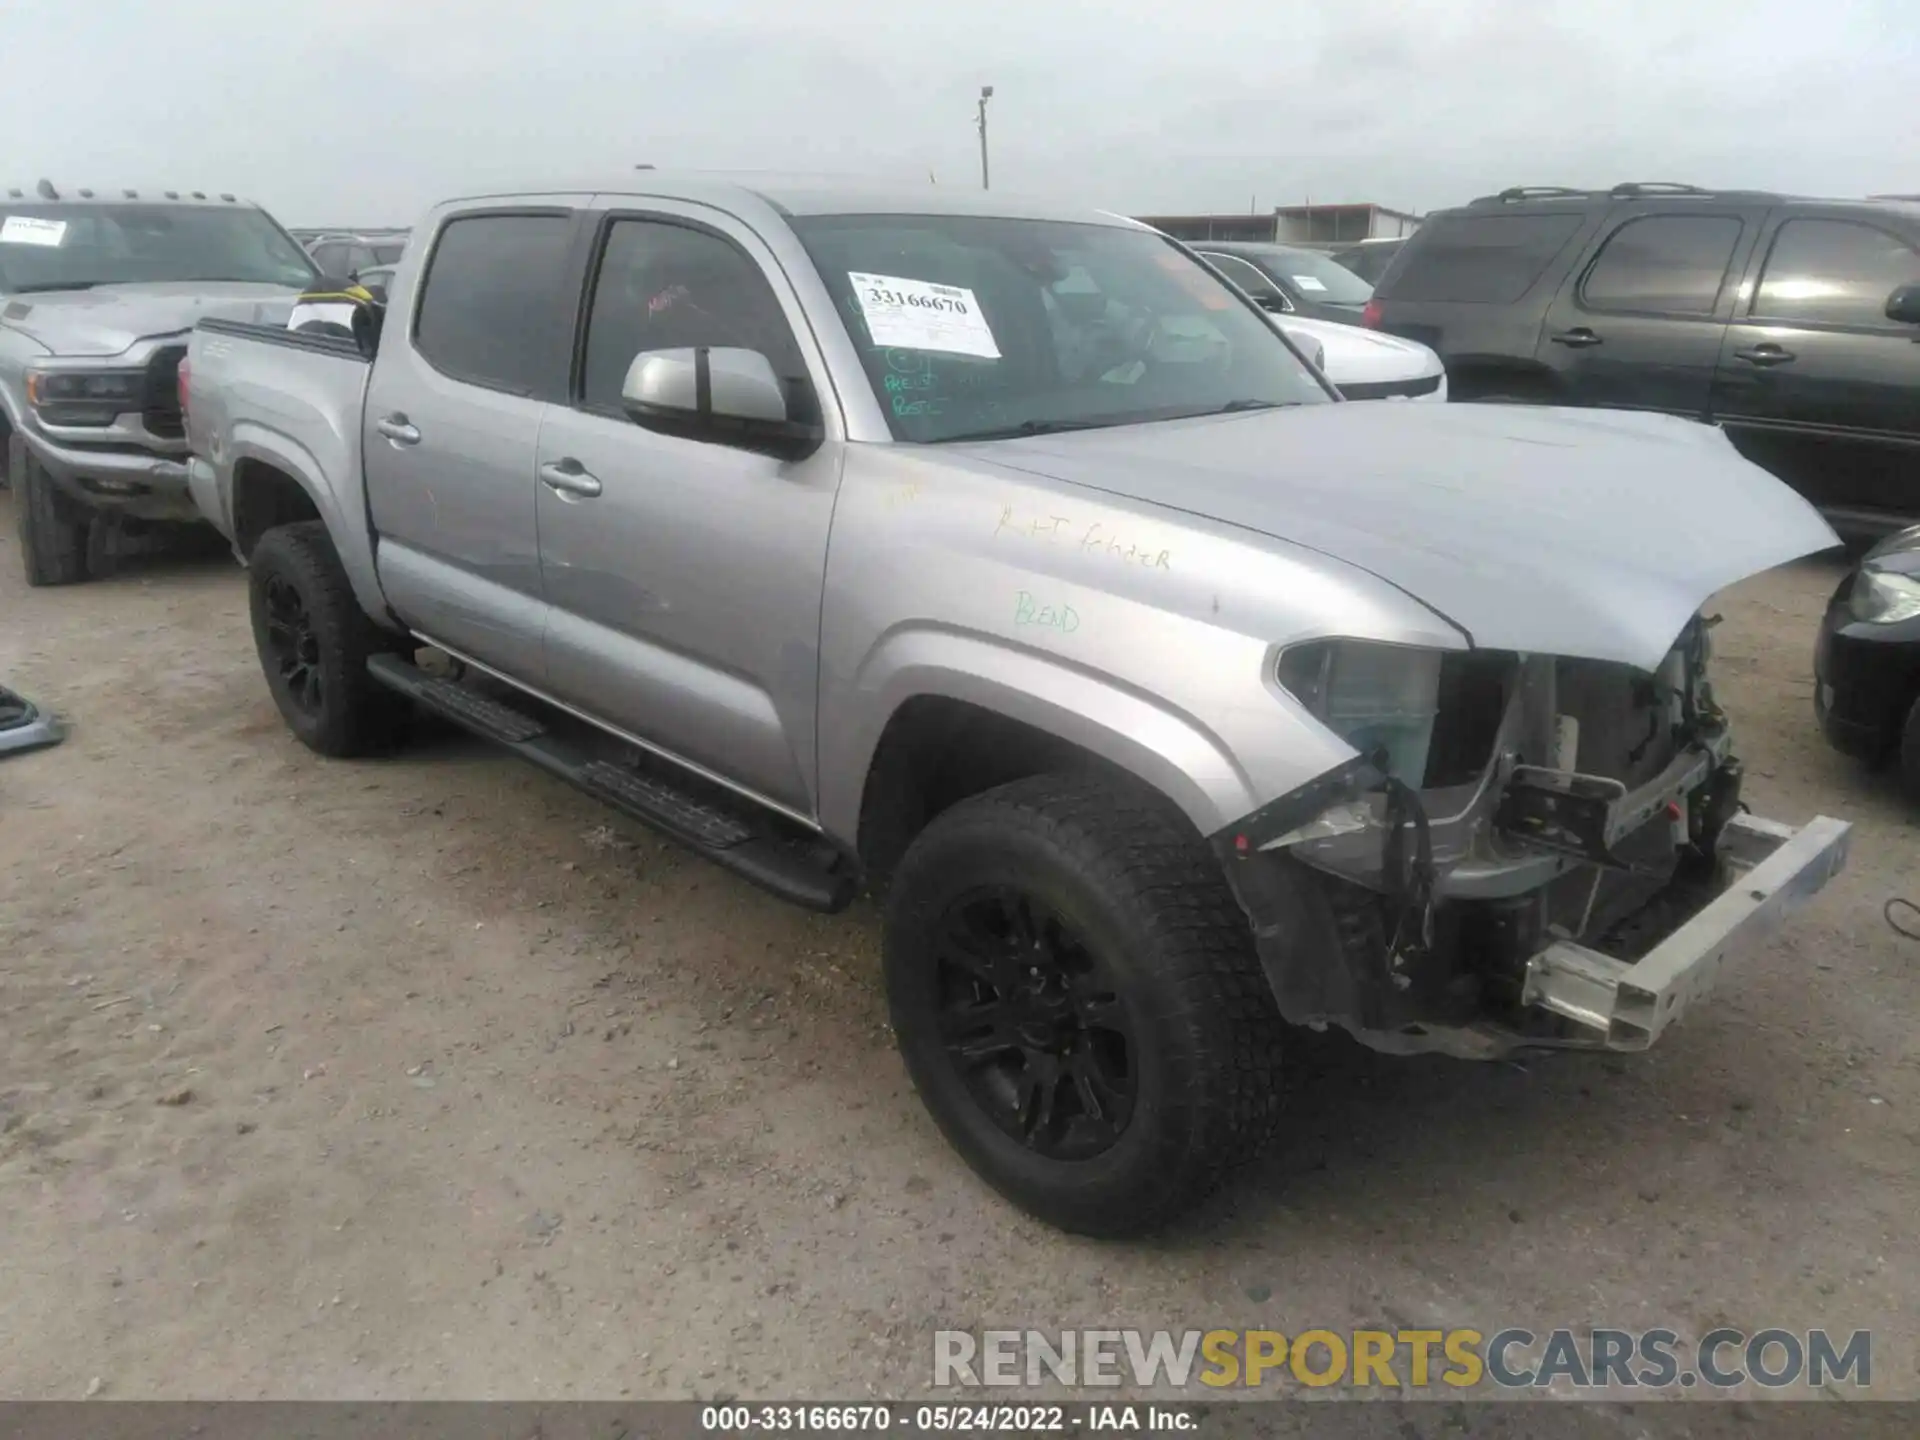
[1535,209,1755,416]
[533,206,845,817]
[363,205,584,682]
[1711,213,1920,530]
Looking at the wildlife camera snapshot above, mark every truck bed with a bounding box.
[183,316,387,619]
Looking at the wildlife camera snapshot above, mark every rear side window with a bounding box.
[415,213,575,395]
[1753,218,1920,329]
[1381,213,1585,303]
[1200,252,1287,306]
[1579,215,1742,316]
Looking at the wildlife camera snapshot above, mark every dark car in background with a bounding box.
[1816,524,1920,800]
[1187,240,1377,324]
[1329,236,1405,286]
[1365,183,1920,540]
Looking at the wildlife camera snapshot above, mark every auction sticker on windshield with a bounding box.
[0,216,68,247]
[848,272,1001,359]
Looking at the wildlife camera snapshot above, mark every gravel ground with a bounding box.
[1,496,1915,1411]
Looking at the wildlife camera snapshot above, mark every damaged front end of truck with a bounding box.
[1214,616,1851,1059]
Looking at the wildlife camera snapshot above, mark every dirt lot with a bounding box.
[1,492,1916,1406]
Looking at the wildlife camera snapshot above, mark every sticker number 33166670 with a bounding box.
[847,271,1001,359]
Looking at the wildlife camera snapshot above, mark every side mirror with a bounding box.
[621,346,821,459]
[1886,284,1920,326]
[1256,294,1291,314]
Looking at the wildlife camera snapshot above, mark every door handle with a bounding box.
[1733,343,1796,368]
[539,460,603,499]
[1550,327,1603,348]
[376,415,421,445]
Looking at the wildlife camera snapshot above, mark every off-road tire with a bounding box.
[1900,693,1920,807]
[13,440,91,587]
[883,774,1285,1237]
[248,521,408,758]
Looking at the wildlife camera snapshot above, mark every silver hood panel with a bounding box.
[960,401,1838,672]
[2,281,304,357]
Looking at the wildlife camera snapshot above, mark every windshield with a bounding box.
[789,213,1333,442]
[1237,245,1376,305]
[0,203,317,293]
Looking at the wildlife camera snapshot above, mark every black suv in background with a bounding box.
[1365,183,1920,539]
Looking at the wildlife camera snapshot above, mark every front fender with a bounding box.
[820,625,1263,844]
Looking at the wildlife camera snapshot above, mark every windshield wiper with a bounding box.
[934,417,1124,443]
[9,281,99,294]
[1210,399,1290,414]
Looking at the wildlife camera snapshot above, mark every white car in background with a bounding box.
[1274,312,1448,402]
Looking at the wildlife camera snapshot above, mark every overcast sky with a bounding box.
[7,0,1912,227]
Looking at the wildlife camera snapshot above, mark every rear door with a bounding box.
[532,202,845,817]
[363,201,588,682]
[1711,212,1920,530]
[1535,207,1757,415]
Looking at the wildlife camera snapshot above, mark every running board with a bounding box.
[366,653,856,913]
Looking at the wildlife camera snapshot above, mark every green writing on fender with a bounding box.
[1015,591,1080,632]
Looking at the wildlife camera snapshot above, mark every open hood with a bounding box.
[959,401,1839,672]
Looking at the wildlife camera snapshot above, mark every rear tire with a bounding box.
[248,520,409,757]
[882,774,1285,1237]
[13,440,91,587]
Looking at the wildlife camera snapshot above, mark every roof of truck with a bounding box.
[444,171,1143,227]
[2,184,255,206]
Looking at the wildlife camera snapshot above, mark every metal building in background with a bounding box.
[1136,201,1421,247]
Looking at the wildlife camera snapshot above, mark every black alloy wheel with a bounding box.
[934,885,1137,1161]
[262,572,324,719]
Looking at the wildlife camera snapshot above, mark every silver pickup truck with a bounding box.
[183,174,1851,1236]
[2,183,320,584]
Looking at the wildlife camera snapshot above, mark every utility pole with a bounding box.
[976,86,994,190]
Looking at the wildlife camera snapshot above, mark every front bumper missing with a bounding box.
[1520,812,1850,1050]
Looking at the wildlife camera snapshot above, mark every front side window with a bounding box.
[1753,219,1920,329]
[790,213,1331,443]
[579,218,806,414]
[1579,214,1742,316]
[0,203,316,293]
[413,213,575,395]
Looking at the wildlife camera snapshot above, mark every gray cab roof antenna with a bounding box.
[123,188,138,198]
[220,193,235,202]
[36,179,58,201]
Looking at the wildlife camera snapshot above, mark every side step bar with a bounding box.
[367,653,857,913]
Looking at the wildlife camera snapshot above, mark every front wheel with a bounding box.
[247,521,409,757]
[13,441,91,587]
[883,774,1285,1237]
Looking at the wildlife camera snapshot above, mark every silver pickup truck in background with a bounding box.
[183,174,1851,1236]
[2,182,319,585]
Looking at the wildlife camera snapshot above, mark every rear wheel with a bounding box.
[247,521,409,757]
[13,441,91,587]
[883,774,1285,1237]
